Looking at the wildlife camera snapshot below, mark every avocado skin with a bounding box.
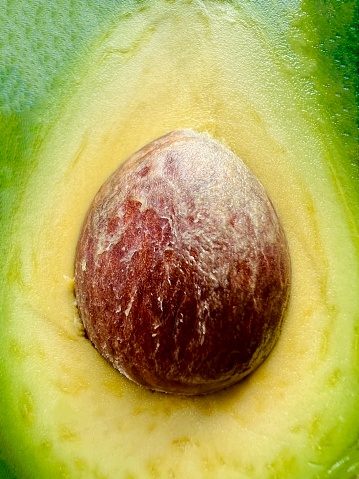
[0,459,16,479]
[0,1,358,478]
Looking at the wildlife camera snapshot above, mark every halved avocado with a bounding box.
[1,1,359,478]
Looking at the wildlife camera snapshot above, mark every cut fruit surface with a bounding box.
[0,1,358,478]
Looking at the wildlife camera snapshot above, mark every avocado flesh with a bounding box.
[1,1,359,478]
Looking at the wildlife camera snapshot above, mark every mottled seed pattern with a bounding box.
[75,130,291,395]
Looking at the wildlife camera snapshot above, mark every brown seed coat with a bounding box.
[75,130,291,395]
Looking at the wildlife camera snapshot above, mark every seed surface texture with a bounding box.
[75,130,291,395]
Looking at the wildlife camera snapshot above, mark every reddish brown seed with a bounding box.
[74,129,291,395]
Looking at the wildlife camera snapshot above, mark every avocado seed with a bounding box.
[74,130,291,395]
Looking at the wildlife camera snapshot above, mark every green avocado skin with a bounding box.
[0,1,358,479]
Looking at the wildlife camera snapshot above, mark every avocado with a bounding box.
[1,1,358,478]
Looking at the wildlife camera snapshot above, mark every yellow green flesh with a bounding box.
[1,1,359,478]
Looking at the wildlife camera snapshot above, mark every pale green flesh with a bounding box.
[1,1,359,479]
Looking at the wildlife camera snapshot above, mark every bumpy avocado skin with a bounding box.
[0,1,358,478]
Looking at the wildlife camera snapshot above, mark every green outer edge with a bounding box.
[0,3,123,477]
[0,1,358,478]
[0,461,16,479]
[295,0,359,224]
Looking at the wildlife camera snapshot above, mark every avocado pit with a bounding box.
[74,129,291,395]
